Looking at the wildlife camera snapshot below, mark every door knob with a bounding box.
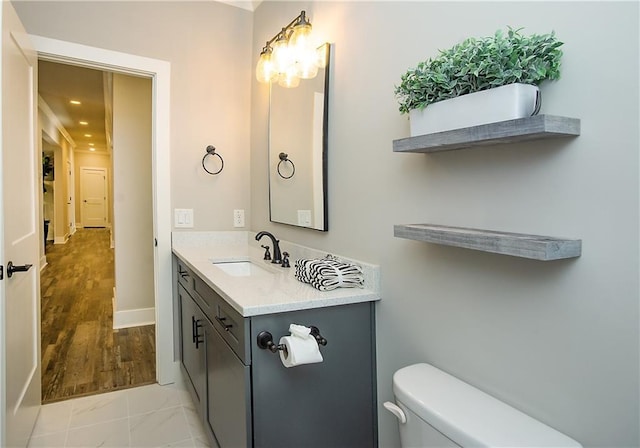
[7,261,32,278]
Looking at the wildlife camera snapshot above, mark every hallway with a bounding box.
[40,228,155,403]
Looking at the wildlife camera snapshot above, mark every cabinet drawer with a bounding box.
[212,297,249,364]
[192,275,216,319]
[192,274,250,364]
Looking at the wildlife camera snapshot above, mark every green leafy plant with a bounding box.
[395,27,563,114]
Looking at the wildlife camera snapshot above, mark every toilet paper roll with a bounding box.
[279,335,324,368]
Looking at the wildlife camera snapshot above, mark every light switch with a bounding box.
[298,210,311,226]
[175,208,194,228]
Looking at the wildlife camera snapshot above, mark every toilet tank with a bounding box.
[389,363,582,448]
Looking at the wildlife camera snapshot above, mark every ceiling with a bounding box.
[38,60,109,155]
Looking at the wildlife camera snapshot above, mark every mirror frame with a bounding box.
[268,43,331,231]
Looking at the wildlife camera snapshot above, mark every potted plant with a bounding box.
[395,27,563,135]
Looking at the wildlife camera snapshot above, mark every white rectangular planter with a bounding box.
[409,83,541,136]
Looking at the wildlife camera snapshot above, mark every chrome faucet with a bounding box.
[255,231,282,264]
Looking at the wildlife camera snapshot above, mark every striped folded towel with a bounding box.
[295,255,364,291]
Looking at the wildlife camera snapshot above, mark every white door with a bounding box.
[80,167,107,228]
[0,2,41,447]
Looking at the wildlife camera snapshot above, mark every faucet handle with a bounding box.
[281,252,290,268]
[261,245,272,260]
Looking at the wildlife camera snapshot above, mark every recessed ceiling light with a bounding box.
[89,147,95,152]
[79,121,88,125]
[89,143,95,146]
[84,134,92,138]
[69,100,81,105]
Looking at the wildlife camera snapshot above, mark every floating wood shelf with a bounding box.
[393,115,580,153]
[394,224,582,261]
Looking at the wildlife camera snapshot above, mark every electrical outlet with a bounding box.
[175,209,194,228]
[233,209,245,228]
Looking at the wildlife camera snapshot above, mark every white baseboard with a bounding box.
[39,255,47,271]
[113,305,156,329]
[54,235,68,244]
[112,287,155,329]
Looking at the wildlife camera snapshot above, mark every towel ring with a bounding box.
[202,145,224,175]
[277,152,295,179]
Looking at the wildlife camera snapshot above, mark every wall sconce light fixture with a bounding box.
[256,10,326,88]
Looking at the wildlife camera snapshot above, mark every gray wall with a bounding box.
[250,2,639,447]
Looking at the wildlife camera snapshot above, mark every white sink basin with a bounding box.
[212,261,273,277]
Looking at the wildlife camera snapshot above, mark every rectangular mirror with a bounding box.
[269,43,331,231]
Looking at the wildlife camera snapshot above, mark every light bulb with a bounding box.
[289,21,312,54]
[256,49,277,83]
[271,32,291,74]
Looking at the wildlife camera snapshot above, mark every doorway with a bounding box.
[38,60,158,402]
[31,35,174,390]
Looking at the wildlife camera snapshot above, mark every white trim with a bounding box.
[38,96,75,147]
[113,306,156,329]
[53,235,67,245]
[29,35,174,385]
[39,256,47,271]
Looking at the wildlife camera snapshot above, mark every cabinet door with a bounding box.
[251,303,377,447]
[206,324,252,448]
[179,285,206,411]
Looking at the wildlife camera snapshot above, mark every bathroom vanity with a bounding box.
[172,232,380,448]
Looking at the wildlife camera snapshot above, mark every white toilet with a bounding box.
[384,363,582,447]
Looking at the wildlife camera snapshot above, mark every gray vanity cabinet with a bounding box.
[174,256,377,448]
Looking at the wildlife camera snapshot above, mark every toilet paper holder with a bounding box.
[257,326,327,353]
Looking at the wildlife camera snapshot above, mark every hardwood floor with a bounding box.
[40,228,156,403]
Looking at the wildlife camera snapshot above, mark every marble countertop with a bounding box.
[172,231,381,317]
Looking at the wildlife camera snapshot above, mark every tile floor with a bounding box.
[28,381,213,447]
